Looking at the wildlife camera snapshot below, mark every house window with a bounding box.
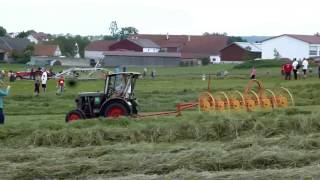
[309,46,317,56]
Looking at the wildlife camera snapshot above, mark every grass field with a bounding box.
[1,63,320,179]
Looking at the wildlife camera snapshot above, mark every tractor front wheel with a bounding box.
[66,110,85,123]
[104,103,129,118]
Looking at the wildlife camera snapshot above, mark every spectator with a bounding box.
[302,58,309,78]
[143,67,147,78]
[0,83,10,125]
[56,76,65,94]
[151,69,156,80]
[9,71,15,82]
[250,66,256,79]
[30,67,35,80]
[292,59,298,80]
[283,62,293,80]
[122,66,127,72]
[34,72,41,96]
[41,68,48,93]
[318,63,320,79]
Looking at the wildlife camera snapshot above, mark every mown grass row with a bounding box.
[1,108,319,147]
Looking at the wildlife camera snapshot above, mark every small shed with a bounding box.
[220,42,261,61]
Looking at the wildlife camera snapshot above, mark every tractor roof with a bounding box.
[109,72,141,76]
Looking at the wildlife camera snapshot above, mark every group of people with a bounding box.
[282,58,310,80]
[142,68,156,79]
[32,68,65,96]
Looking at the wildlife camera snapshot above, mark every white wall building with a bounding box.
[261,34,320,60]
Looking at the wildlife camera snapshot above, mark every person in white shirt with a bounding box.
[292,58,299,80]
[41,69,48,93]
[302,59,309,78]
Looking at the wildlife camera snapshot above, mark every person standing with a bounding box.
[302,58,309,78]
[56,76,65,94]
[151,69,156,80]
[283,62,293,80]
[0,84,10,125]
[34,72,41,96]
[292,59,298,80]
[250,66,256,79]
[318,63,320,79]
[41,69,48,93]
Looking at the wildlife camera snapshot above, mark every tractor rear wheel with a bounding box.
[104,103,129,118]
[66,110,85,123]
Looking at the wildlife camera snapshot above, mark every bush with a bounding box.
[233,60,286,69]
[201,58,210,66]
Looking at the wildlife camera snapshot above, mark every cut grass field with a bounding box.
[1,63,320,179]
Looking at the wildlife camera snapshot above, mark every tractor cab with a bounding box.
[66,72,140,122]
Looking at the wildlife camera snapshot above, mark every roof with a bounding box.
[0,37,31,52]
[234,42,261,52]
[85,40,117,51]
[30,32,48,41]
[263,34,320,44]
[33,44,59,56]
[109,72,141,76]
[128,38,160,48]
[104,51,181,58]
[128,34,228,58]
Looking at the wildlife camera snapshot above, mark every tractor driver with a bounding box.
[115,74,132,97]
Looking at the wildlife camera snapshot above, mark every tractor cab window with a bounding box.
[106,74,132,98]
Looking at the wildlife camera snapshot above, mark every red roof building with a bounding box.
[33,44,61,57]
[220,42,261,61]
[128,34,228,59]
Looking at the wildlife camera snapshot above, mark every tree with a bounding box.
[118,27,138,40]
[16,30,36,38]
[227,36,247,45]
[0,26,7,37]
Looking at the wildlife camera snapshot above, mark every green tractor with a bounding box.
[66,72,140,122]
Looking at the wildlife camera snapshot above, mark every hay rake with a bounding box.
[199,79,294,113]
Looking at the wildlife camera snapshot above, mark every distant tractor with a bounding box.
[66,72,140,122]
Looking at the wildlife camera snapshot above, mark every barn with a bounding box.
[103,51,181,67]
[220,42,261,62]
[109,39,160,53]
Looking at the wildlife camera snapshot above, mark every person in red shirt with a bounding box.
[283,63,293,80]
[56,76,65,94]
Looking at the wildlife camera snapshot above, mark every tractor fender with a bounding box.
[99,98,132,116]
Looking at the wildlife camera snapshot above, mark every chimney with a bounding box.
[188,35,191,42]
[166,33,169,40]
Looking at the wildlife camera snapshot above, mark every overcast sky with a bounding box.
[1,0,319,36]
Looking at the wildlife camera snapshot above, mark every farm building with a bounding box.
[109,38,160,53]
[103,51,181,67]
[261,34,320,59]
[84,40,117,60]
[0,37,31,61]
[220,42,261,62]
[33,44,62,57]
[128,34,228,63]
[27,32,49,44]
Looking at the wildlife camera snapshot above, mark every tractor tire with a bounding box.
[65,110,85,123]
[104,102,129,118]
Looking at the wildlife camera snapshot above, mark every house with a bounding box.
[33,44,62,57]
[84,40,117,59]
[109,38,160,53]
[0,37,31,61]
[103,51,181,67]
[261,34,320,60]
[27,32,49,44]
[220,42,261,62]
[128,34,228,63]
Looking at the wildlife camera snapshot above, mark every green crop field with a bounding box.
[1,63,320,179]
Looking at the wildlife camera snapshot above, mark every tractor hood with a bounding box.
[78,92,104,97]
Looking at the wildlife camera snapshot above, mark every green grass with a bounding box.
[1,63,320,179]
